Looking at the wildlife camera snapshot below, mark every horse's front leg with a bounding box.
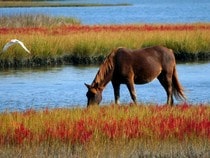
[112,82,120,104]
[126,79,137,104]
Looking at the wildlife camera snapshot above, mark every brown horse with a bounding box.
[85,46,186,106]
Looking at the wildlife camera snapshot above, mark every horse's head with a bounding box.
[85,83,102,107]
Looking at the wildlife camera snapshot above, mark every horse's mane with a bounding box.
[92,48,119,87]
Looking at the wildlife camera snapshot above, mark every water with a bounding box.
[0,0,210,111]
[0,63,209,111]
[0,0,210,24]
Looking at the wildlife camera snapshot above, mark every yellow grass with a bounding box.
[1,29,210,55]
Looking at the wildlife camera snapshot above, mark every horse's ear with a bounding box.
[85,83,91,89]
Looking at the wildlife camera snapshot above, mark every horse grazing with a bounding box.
[85,46,186,106]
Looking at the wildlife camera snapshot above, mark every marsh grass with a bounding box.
[0,23,210,67]
[0,139,209,158]
[0,14,81,27]
[0,104,209,157]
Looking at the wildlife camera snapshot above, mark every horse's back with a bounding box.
[113,46,176,84]
[115,46,175,66]
[134,46,174,59]
[133,45,176,73]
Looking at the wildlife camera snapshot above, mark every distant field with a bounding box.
[0,1,130,8]
[0,103,209,157]
[0,15,210,68]
[0,14,81,27]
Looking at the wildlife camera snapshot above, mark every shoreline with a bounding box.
[0,52,210,69]
[0,2,131,8]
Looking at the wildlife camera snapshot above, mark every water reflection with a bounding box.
[0,63,209,111]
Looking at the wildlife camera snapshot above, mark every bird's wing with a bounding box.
[2,41,16,52]
[2,39,30,54]
[15,40,31,54]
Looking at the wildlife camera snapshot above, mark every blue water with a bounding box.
[0,0,210,111]
[0,0,210,24]
[0,63,209,111]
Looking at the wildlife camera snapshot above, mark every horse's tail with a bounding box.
[172,66,186,101]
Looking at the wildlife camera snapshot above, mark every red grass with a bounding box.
[0,104,209,146]
[1,24,210,35]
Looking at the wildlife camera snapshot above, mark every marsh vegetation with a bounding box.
[0,104,209,157]
[0,15,210,68]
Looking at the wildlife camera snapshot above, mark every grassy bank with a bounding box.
[0,103,209,157]
[0,1,130,8]
[0,18,210,68]
[0,14,81,27]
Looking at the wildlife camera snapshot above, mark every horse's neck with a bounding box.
[91,52,115,90]
[92,65,114,90]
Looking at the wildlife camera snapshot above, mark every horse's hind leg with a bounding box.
[157,72,174,105]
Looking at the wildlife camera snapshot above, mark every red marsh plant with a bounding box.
[0,103,209,146]
[0,104,209,157]
[1,24,210,35]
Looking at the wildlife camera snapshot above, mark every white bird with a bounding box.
[1,39,31,54]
